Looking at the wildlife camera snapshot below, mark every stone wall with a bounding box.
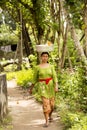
[0,74,8,119]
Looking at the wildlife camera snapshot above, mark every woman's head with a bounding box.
[41,52,49,57]
[41,52,49,63]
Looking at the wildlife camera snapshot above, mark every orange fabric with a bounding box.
[42,97,55,112]
[39,77,52,84]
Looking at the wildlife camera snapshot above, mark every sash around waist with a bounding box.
[39,77,52,84]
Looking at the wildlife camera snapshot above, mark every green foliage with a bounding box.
[56,66,87,129]
[0,114,12,130]
[16,69,33,88]
[60,111,87,130]
[28,54,37,68]
[68,115,87,130]
[6,72,16,80]
[65,0,84,29]
[0,24,18,46]
[4,64,17,72]
[60,111,81,128]
[58,67,87,112]
[0,0,7,5]
[64,37,81,68]
[31,0,49,28]
[7,68,34,88]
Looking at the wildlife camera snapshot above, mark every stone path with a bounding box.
[6,79,64,130]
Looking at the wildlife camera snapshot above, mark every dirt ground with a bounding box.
[6,79,64,130]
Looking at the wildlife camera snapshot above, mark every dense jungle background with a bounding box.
[0,0,87,130]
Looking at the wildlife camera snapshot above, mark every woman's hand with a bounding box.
[28,88,33,94]
[54,82,58,92]
[28,84,34,94]
[55,87,58,92]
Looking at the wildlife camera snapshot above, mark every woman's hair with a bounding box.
[41,52,49,57]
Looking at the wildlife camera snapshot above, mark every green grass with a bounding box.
[0,115,13,130]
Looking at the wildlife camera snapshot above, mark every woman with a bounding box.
[29,52,58,127]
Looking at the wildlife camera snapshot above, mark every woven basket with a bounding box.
[36,44,54,52]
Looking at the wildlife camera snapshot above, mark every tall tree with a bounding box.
[83,0,87,57]
[61,0,87,66]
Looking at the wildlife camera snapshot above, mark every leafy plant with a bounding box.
[0,114,13,130]
[60,110,87,130]
[16,69,33,88]
[6,72,16,80]
[56,66,87,130]
[57,66,87,112]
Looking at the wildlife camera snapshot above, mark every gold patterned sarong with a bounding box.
[42,97,55,112]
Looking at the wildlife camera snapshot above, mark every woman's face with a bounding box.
[41,54,49,63]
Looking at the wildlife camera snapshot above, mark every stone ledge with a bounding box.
[0,73,8,119]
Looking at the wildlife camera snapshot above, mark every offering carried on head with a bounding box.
[36,41,54,52]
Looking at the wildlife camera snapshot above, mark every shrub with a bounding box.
[57,67,87,112]
[6,72,16,80]
[6,68,34,89]
[68,114,87,130]
[16,69,33,88]
[60,111,87,130]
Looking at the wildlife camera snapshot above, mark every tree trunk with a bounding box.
[57,0,61,69]
[0,64,4,72]
[83,1,87,57]
[22,21,34,56]
[15,9,23,70]
[16,39,23,70]
[60,23,68,68]
[67,47,73,70]
[60,0,87,66]
[70,25,87,65]
[49,0,56,43]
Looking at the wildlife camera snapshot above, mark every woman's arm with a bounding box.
[29,66,39,94]
[54,82,58,92]
[51,65,58,92]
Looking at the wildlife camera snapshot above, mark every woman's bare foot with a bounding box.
[43,121,49,127]
[43,123,48,127]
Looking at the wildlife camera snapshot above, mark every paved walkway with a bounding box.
[6,79,64,130]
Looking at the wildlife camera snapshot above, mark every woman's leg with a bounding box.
[49,97,55,121]
[43,111,50,126]
[42,97,51,126]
